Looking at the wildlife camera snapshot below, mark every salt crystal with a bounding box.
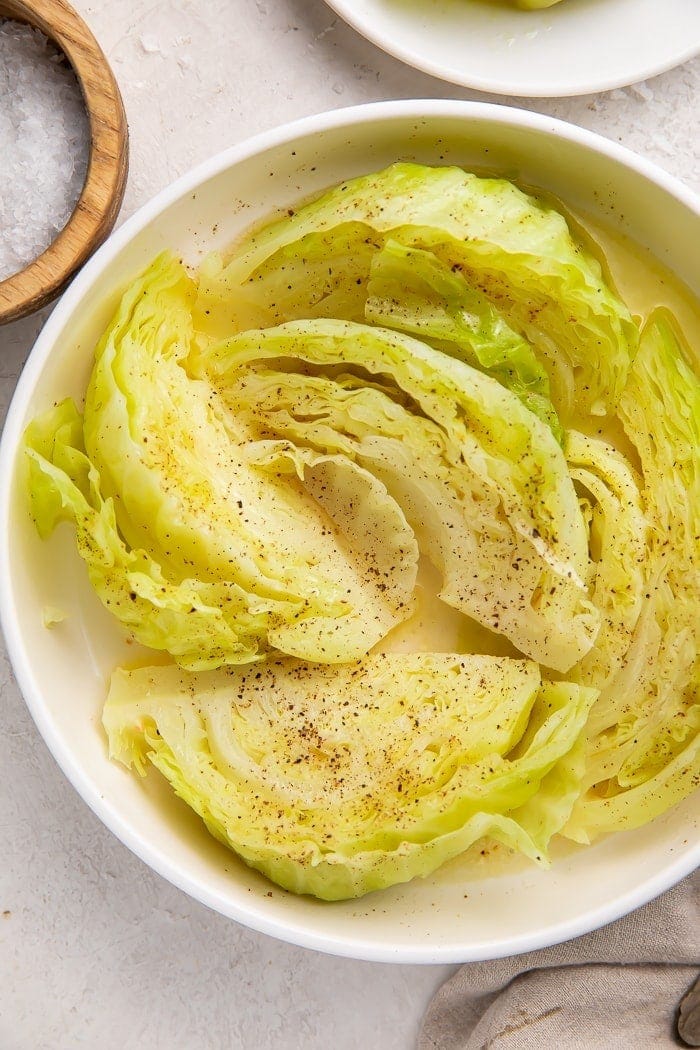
[140,34,161,55]
[0,20,90,282]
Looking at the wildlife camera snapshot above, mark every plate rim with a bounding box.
[322,0,700,98]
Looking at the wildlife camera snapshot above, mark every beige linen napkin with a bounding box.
[419,873,699,1049]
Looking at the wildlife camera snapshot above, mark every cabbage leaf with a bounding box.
[365,239,562,440]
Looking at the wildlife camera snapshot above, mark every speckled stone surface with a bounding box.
[0,3,698,1047]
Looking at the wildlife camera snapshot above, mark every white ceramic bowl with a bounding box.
[1,101,698,963]
[323,0,700,98]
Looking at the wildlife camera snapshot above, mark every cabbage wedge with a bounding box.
[198,162,636,419]
[563,315,700,842]
[104,654,597,899]
[197,317,599,672]
[25,255,419,668]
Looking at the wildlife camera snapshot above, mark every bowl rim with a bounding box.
[1,98,699,964]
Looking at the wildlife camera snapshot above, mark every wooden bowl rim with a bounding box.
[0,0,128,325]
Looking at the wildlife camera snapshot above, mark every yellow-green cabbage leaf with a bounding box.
[103,654,596,900]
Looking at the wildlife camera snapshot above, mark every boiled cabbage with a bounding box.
[25,255,419,668]
[197,162,636,420]
[196,317,599,672]
[564,316,700,842]
[103,654,596,899]
[24,163,699,900]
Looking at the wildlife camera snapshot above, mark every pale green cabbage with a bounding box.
[25,255,419,668]
[197,162,637,420]
[563,316,700,842]
[195,317,599,673]
[24,163,699,899]
[103,655,596,899]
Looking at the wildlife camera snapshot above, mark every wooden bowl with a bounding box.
[0,0,128,324]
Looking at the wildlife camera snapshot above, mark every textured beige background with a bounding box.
[0,2,698,1047]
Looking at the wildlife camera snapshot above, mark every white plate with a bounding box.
[324,0,700,97]
[1,101,698,962]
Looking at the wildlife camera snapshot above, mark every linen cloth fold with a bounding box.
[419,872,699,1050]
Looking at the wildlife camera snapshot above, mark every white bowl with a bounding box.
[323,0,700,98]
[1,100,698,963]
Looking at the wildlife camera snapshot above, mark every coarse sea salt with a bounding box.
[0,20,90,282]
